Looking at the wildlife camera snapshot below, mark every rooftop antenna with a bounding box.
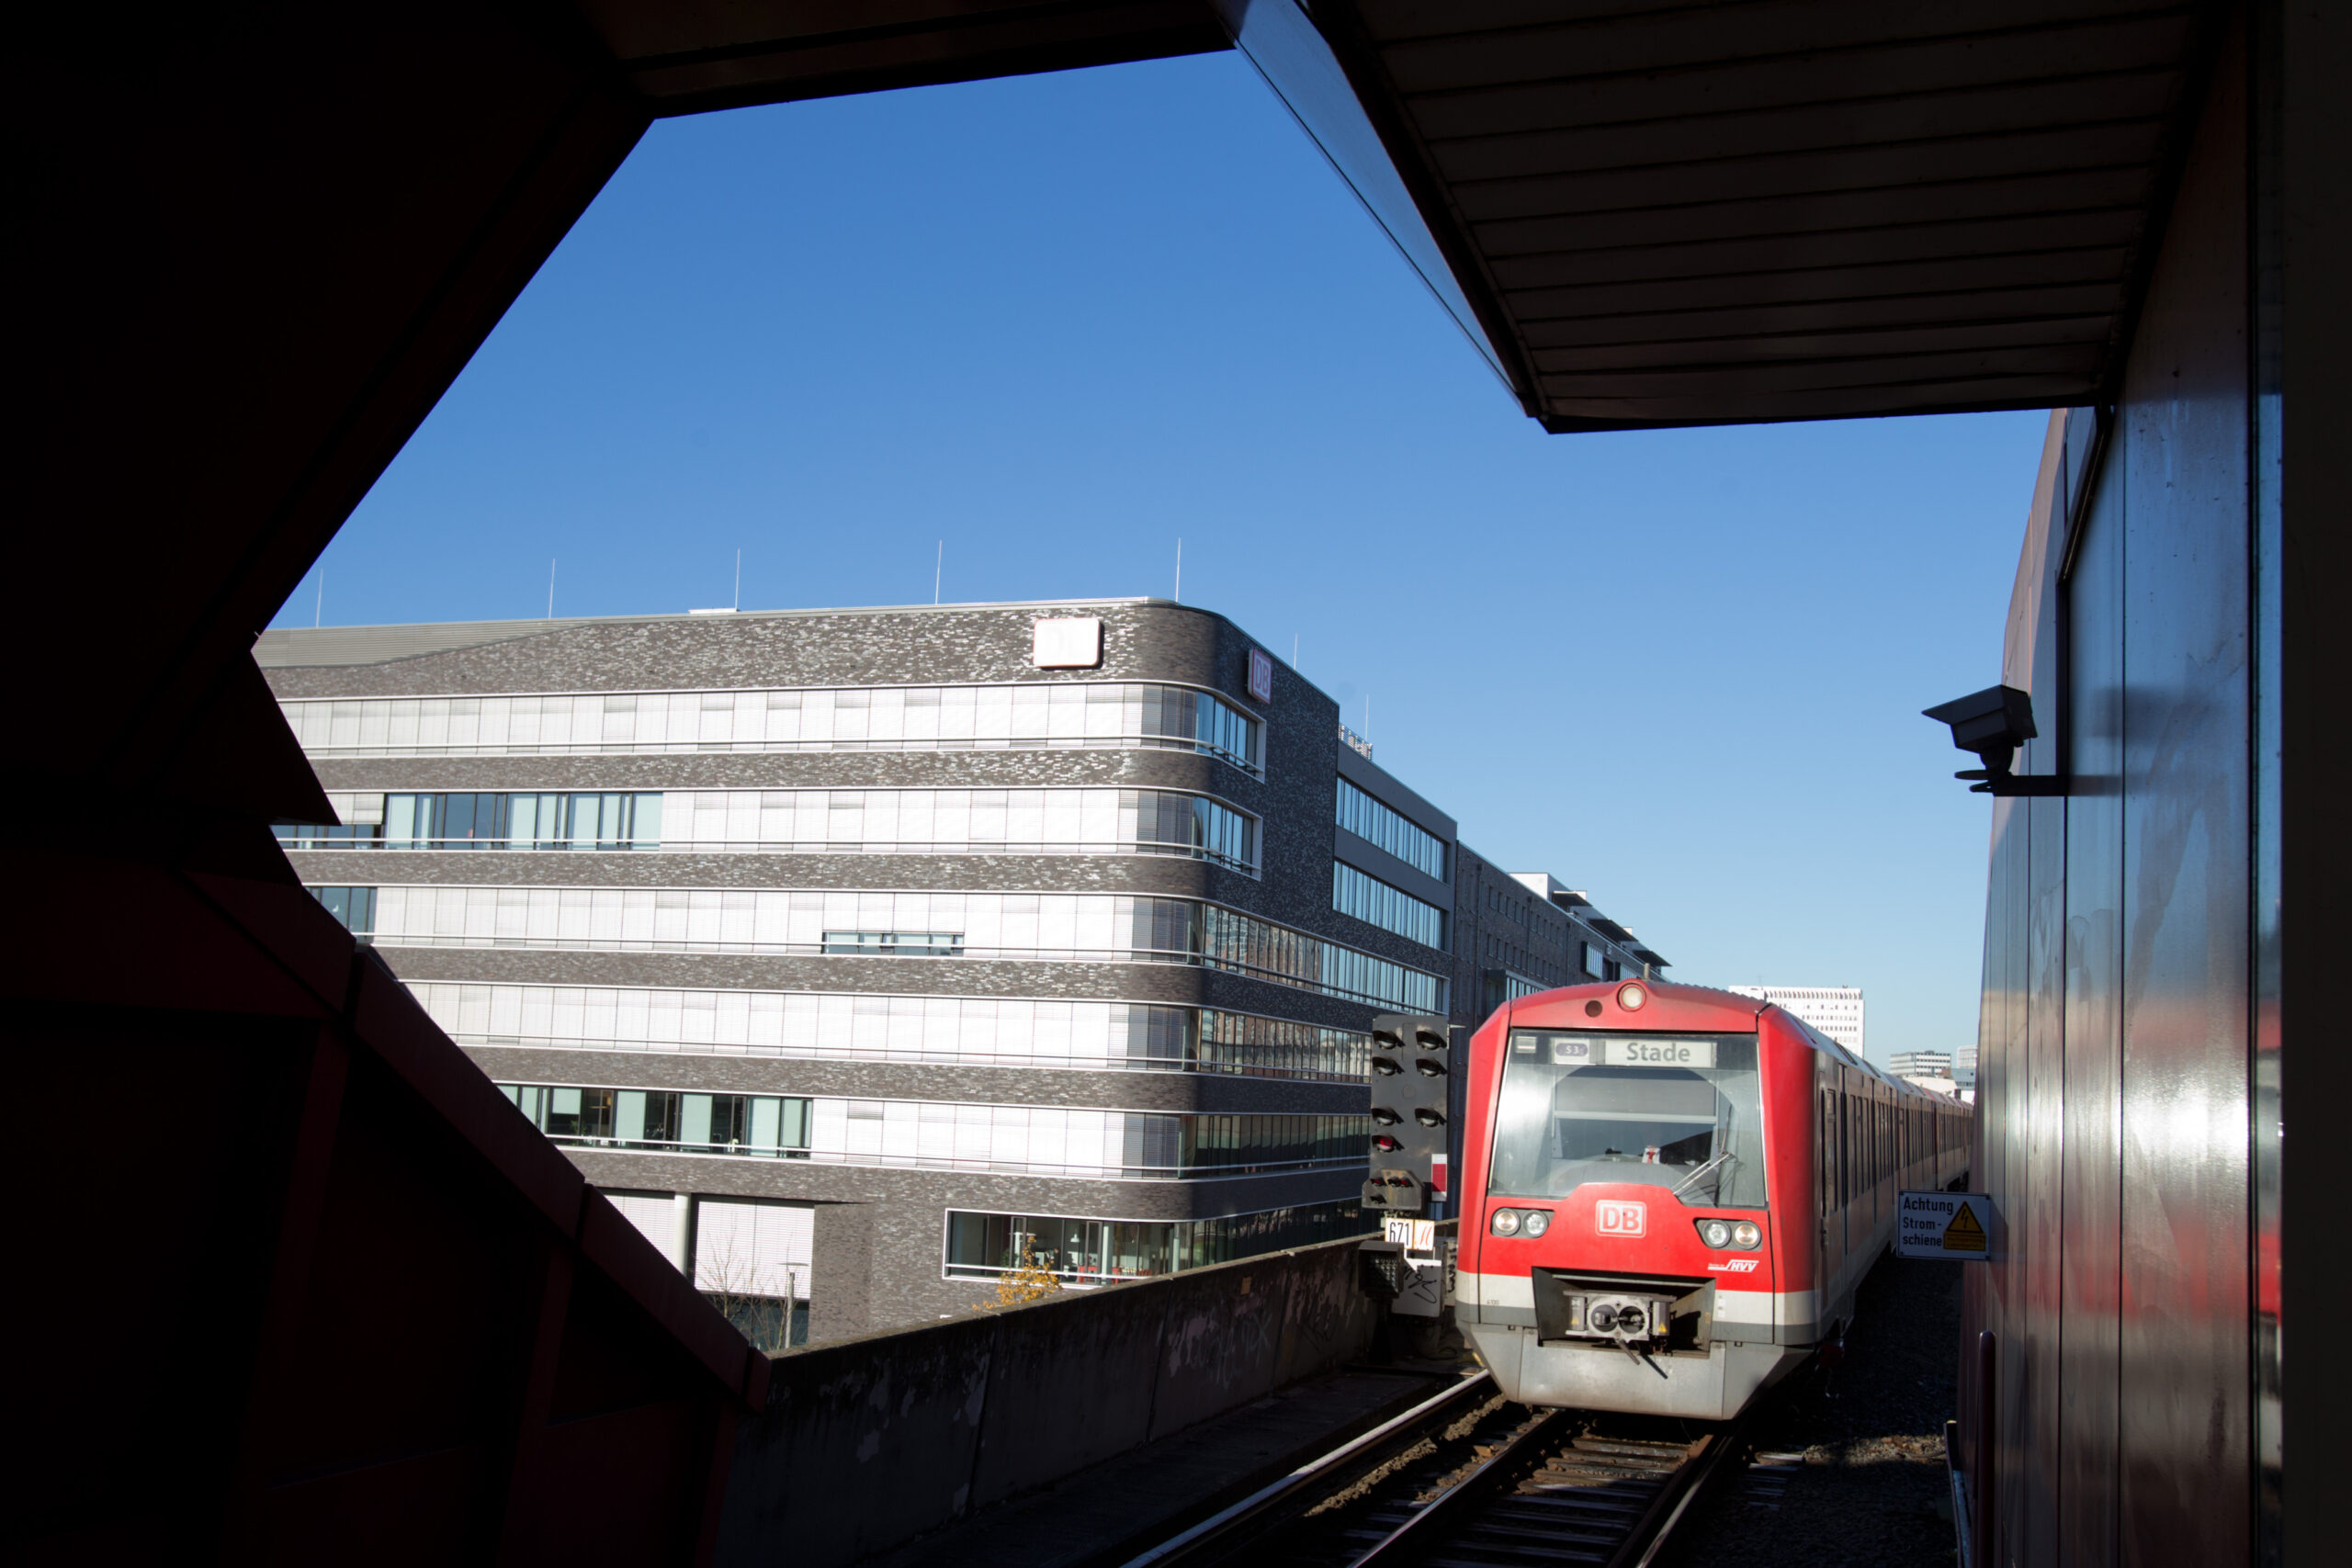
[733,548,741,611]
[1173,537,1182,604]
[313,568,323,628]
[547,558,556,619]
[1292,633,1298,668]
[934,540,943,604]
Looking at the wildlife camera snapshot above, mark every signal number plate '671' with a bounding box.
[1594,1200,1647,1237]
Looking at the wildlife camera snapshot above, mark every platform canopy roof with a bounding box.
[1272,0,2224,430]
[17,1,2226,815]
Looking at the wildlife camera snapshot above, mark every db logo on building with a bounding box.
[1594,1201,1647,1238]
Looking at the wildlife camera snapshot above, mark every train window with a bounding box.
[1820,1090,1836,1217]
[1491,1032,1765,1208]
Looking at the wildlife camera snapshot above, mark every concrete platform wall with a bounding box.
[715,1236,1382,1566]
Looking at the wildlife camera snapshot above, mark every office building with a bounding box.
[1886,1050,1954,1079]
[257,599,1657,1341]
[1727,985,1865,1056]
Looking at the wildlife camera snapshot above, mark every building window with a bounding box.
[278,681,1265,776]
[1604,957,1623,981]
[506,1085,1368,1180]
[1334,779,1448,880]
[660,787,1260,873]
[273,823,383,849]
[1581,941,1604,978]
[311,885,375,937]
[941,1199,1364,1285]
[277,792,665,852]
[820,931,965,957]
[1198,903,1446,1012]
[1196,1011,1370,1080]
[1331,862,1446,949]
[944,1211,1175,1284]
[504,1083,812,1156]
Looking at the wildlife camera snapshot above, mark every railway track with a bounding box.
[1121,1373,1758,1568]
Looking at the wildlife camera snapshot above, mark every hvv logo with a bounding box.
[1594,1201,1647,1238]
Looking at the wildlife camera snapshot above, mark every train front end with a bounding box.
[1453,980,1815,1420]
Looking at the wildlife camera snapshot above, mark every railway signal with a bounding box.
[1363,1012,1452,1215]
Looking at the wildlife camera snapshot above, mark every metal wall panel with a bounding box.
[2023,692,2069,1566]
[1966,26,2258,1568]
[1985,789,2030,1558]
[2113,28,2252,1560]
[2059,431,2125,1568]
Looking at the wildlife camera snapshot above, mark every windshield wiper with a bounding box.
[1670,1150,1734,1201]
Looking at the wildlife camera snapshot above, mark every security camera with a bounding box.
[1922,684,2062,795]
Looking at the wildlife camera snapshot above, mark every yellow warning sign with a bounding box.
[1896,1190,1996,1259]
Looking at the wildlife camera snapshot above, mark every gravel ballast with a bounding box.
[1674,1252,1962,1567]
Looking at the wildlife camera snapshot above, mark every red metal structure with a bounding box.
[19,834,772,1563]
[1452,980,1968,1419]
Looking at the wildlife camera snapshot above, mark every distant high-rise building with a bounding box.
[1727,986,1864,1056]
[1886,1050,1954,1078]
[1954,1043,1979,1089]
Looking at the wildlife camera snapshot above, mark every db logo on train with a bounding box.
[1594,1200,1647,1238]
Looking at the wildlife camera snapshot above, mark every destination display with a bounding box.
[1894,1190,1996,1260]
[1548,1037,1718,1068]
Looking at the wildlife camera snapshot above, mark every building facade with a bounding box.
[1727,985,1864,1057]
[254,599,1654,1342]
[1886,1050,1954,1078]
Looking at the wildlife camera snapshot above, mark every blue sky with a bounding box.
[280,51,2044,1066]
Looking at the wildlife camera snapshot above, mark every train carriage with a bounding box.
[1453,978,1971,1419]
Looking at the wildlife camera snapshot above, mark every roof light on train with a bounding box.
[1616,982,1648,1011]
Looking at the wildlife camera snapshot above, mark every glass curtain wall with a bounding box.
[279,792,665,851]
[280,682,1264,774]
[1332,861,1446,948]
[503,1082,1368,1179]
[341,887,1445,1013]
[1335,778,1448,879]
[417,983,1368,1081]
[503,1084,811,1157]
[942,1199,1368,1284]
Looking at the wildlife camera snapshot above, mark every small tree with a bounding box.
[979,1240,1061,1310]
[698,1231,799,1351]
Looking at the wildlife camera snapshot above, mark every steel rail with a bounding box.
[1606,1406,1756,1568]
[1345,1406,1567,1564]
[1340,1400,1762,1568]
[1114,1370,1494,1568]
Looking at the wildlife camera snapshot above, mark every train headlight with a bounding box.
[1491,1208,1521,1236]
[1732,1221,1763,1249]
[1616,982,1648,1011]
[1521,1210,1551,1238]
[1373,1134,1401,1152]
[1698,1219,1733,1249]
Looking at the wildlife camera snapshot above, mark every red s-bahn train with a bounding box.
[1452,978,1972,1419]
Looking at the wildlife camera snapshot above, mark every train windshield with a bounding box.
[1490,1032,1766,1208]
